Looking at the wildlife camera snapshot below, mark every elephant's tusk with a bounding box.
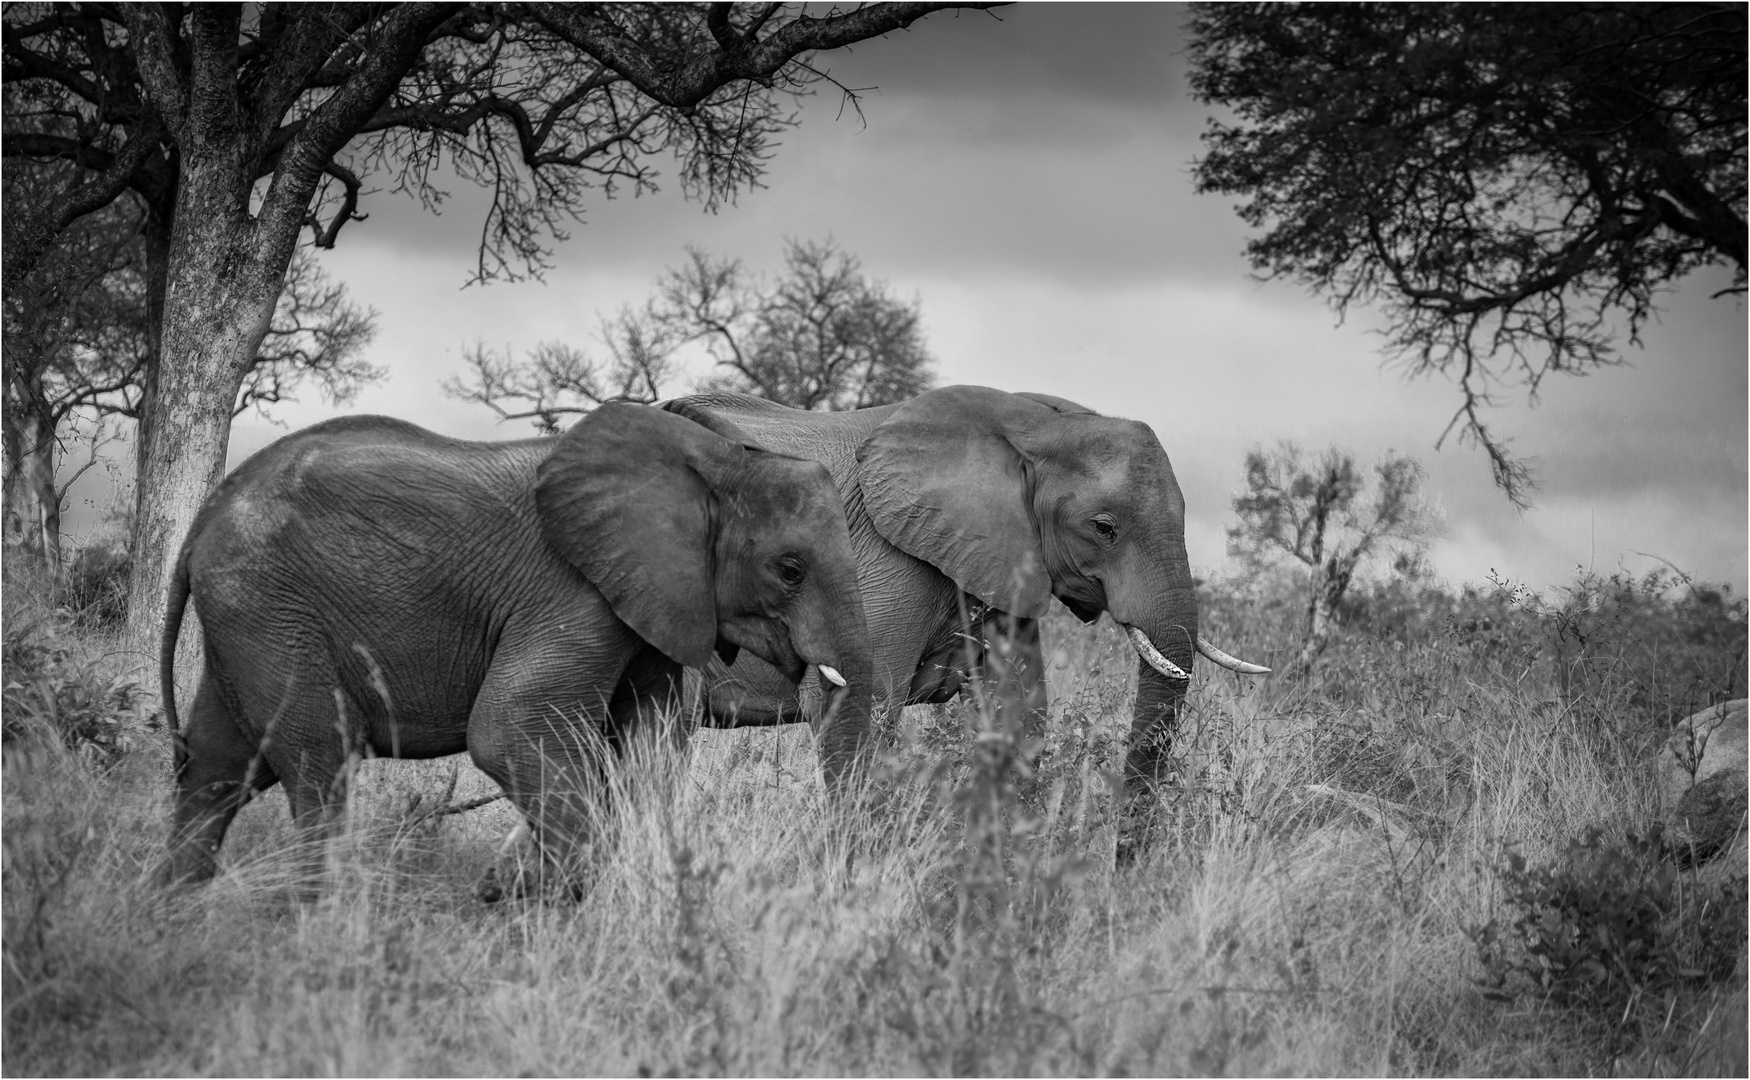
[1125,625,1190,681]
[817,664,847,688]
[1196,636,1271,675]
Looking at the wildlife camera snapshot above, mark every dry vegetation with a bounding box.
[4,554,1746,1077]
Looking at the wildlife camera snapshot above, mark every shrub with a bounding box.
[1468,826,1747,1024]
[55,542,131,630]
[1,616,147,768]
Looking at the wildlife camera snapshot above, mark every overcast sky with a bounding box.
[78,3,1748,595]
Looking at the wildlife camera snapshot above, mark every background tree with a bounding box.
[679,238,935,410]
[443,309,682,436]
[1,1,997,667]
[1188,3,1747,503]
[2,187,380,565]
[1227,443,1441,675]
[3,191,143,567]
[445,237,935,428]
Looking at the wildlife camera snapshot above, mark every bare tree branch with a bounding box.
[532,2,1005,108]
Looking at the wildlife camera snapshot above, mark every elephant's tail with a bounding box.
[161,542,192,775]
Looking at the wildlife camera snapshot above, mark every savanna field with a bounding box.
[4,553,1745,1077]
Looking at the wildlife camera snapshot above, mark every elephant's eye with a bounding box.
[1092,517,1117,541]
[776,556,807,587]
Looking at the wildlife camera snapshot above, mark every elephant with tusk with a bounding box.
[661,384,1268,802]
[159,403,872,889]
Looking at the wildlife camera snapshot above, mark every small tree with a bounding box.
[680,239,935,410]
[1227,443,1441,675]
[443,312,681,436]
[1188,4,1747,504]
[2,185,379,565]
[445,238,935,429]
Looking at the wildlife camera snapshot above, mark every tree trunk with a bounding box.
[123,206,282,675]
[1,395,63,568]
[1288,552,1359,677]
[132,194,174,521]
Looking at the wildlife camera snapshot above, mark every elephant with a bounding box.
[659,384,1266,799]
[159,402,872,886]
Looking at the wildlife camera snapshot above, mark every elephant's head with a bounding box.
[856,385,1264,783]
[534,403,873,776]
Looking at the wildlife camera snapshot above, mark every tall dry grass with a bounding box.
[3,565,1745,1076]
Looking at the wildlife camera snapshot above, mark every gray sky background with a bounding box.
[75,3,1748,594]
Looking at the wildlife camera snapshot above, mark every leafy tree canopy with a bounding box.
[1189,3,1747,503]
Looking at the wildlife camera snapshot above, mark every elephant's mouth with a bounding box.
[1124,625,1271,680]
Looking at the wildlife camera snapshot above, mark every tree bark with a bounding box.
[123,196,283,673]
[132,193,175,521]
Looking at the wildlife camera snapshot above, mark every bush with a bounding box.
[1468,826,1747,1023]
[55,542,131,629]
[1329,567,1747,728]
[1,616,147,768]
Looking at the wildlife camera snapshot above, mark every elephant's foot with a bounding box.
[474,824,589,903]
[474,862,589,904]
[159,846,220,889]
[473,861,526,903]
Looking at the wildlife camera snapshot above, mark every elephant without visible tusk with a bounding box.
[1125,625,1270,680]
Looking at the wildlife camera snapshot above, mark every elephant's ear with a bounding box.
[856,385,1059,618]
[535,403,737,667]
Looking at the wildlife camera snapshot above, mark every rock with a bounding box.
[1658,699,1747,876]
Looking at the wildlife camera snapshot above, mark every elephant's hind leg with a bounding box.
[164,676,280,885]
[266,685,381,897]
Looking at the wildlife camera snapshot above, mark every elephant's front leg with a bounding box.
[470,709,611,875]
[466,628,637,893]
[604,644,689,756]
[977,610,1049,747]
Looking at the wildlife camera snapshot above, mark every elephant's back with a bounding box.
[661,394,898,490]
[187,417,559,614]
[183,418,582,744]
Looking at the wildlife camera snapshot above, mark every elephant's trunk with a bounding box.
[1120,603,1269,792]
[812,638,874,790]
[1126,624,1190,680]
[1118,581,1198,792]
[1127,654,1190,788]
[801,563,876,790]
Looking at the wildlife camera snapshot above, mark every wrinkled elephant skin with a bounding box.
[663,385,1255,794]
[160,404,871,886]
